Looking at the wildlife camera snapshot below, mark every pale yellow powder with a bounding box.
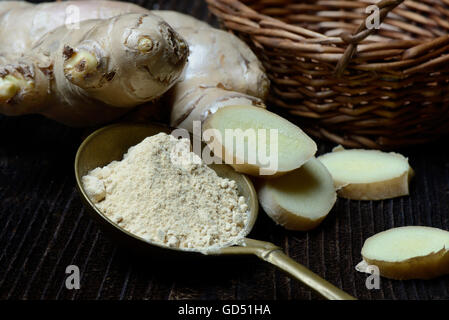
[82,132,249,251]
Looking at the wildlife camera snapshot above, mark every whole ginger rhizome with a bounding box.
[82,133,250,251]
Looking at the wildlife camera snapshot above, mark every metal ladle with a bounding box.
[74,123,356,300]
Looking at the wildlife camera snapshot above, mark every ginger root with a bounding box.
[0,1,272,131]
[0,1,275,136]
[0,2,188,125]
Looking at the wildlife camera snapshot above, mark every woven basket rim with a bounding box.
[206,0,449,149]
[206,0,446,52]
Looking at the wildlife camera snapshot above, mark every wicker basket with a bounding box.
[206,0,449,148]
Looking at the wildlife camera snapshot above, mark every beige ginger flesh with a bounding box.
[203,105,317,177]
[318,146,413,200]
[356,226,449,280]
[257,157,337,231]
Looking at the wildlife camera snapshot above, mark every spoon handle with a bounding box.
[219,238,356,300]
[262,248,356,300]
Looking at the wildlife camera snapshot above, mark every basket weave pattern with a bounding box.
[207,0,449,148]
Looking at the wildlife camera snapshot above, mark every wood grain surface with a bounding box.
[0,0,449,300]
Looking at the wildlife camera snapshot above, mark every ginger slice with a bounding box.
[257,158,336,231]
[317,147,413,200]
[356,226,449,280]
[203,105,317,177]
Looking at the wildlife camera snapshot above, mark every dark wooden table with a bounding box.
[1,0,449,300]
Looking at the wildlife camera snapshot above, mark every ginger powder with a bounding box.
[81,133,249,251]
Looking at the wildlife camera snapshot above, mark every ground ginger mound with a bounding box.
[82,133,249,251]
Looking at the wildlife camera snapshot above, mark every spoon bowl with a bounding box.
[75,122,258,258]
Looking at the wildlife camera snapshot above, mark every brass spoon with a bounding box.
[74,123,356,300]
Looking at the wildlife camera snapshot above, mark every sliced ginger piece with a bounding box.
[317,147,413,200]
[356,226,449,280]
[203,105,317,176]
[257,158,336,231]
